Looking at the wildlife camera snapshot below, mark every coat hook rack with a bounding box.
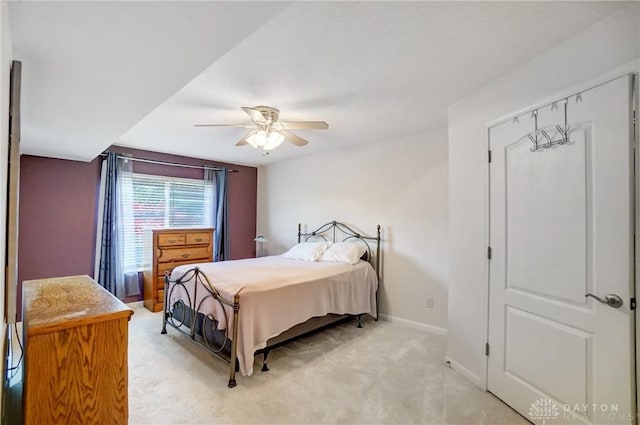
[528,100,570,152]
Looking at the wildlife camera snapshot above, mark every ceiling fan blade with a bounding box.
[282,130,309,147]
[280,121,329,130]
[241,107,267,125]
[194,123,252,128]
[236,139,249,146]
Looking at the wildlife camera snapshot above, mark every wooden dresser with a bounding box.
[22,275,134,425]
[143,227,214,312]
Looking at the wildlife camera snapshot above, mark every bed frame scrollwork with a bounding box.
[161,267,240,387]
[161,220,381,388]
[298,220,380,276]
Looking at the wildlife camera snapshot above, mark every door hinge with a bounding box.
[485,342,490,356]
[633,109,637,146]
[488,150,492,163]
[487,246,492,260]
[633,73,637,144]
[634,111,638,147]
[631,298,636,310]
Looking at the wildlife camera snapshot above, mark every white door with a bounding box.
[488,75,635,424]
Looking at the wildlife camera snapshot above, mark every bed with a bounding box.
[161,220,381,388]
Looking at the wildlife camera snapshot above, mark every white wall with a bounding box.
[0,1,13,405]
[447,4,640,388]
[258,129,449,332]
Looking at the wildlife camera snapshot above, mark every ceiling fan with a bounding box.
[195,106,329,151]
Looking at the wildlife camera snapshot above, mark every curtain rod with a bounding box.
[100,152,238,172]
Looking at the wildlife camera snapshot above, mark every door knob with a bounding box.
[585,293,623,308]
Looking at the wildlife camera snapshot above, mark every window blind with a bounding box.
[122,173,214,269]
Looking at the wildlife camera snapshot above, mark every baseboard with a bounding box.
[378,314,448,336]
[444,355,483,388]
[126,301,144,309]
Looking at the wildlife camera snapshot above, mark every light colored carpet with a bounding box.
[128,305,528,425]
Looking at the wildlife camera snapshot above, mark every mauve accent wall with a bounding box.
[17,147,257,310]
[17,155,102,301]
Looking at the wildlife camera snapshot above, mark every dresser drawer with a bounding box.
[157,246,211,263]
[157,233,186,247]
[158,260,190,278]
[186,232,211,245]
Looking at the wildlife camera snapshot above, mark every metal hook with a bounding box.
[561,97,570,145]
[540,129,553,148]
[528,134,538,152]
[555,125,568,144]
[527,110,540,151]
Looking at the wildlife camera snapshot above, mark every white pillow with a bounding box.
[282,242,331,261]
[319,242,367,265]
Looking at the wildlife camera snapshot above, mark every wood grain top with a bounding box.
[149,227,214,235]
[23,275,134,336]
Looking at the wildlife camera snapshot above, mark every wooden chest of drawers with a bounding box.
[22,275,133,425]
[143,228,214,312]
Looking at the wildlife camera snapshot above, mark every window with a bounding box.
[122,173,213,269]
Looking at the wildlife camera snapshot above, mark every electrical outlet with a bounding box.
[426,297,434,309]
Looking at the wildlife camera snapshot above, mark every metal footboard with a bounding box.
[161,267,240,388]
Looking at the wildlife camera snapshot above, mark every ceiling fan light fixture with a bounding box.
[253,130,268,148]
[263,131,285,151]
[245,130,258,148]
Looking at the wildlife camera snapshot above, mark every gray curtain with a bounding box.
[204,166,229,261]
[97,152,119,295]
[97,153,139,298]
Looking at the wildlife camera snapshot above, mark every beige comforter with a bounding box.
[169,256,378,376]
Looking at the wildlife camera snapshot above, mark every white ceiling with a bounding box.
[9,1,628,166]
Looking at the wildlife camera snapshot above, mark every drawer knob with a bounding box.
[181,253,190,259]
[168,239,176,243]
[195,238,202,242]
